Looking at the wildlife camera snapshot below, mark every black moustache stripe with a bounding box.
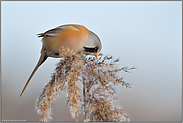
[84,47,98,53]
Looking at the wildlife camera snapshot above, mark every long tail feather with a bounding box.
[20,50,47,97]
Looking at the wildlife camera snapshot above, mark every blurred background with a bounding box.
[1,1,182,122]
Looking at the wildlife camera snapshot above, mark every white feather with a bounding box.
[45,33,58,36]
[58,25,80,32]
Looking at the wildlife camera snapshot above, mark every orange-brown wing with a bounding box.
[41,25,91,53]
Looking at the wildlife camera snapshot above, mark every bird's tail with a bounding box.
[20,49,47,97]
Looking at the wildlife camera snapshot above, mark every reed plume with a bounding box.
[35,47,135,122]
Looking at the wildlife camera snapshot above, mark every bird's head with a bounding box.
[83,32,102,58]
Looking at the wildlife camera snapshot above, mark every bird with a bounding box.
[20,24,102,97]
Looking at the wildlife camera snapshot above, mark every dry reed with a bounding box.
[35,47,135,122]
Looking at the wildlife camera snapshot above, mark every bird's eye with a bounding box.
[94,46,98,53]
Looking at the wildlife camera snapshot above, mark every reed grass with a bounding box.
[35,47,135,122]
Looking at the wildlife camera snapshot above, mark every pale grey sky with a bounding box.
[1,1,182,122]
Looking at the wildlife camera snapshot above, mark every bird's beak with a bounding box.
[94,52,98,59]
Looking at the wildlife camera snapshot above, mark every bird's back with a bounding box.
[39,24,92,57]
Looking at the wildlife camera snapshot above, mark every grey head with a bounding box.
[83,32,102,57]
